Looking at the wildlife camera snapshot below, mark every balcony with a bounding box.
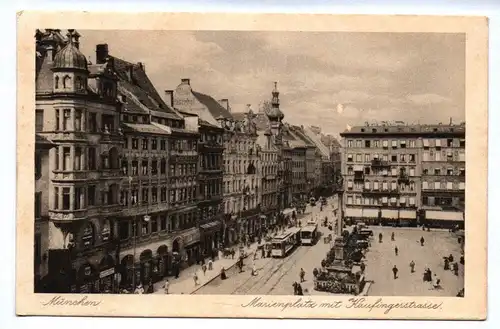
[353,173,365,181]
[199,142,224,151]
[362,188,399,195]
[99,203,123,215]
[52,171,88,181]
[100,169,124,179]
[48,209,87,222]
[50,131,88,142]
[397,174,410,184]
[371,159,390,168]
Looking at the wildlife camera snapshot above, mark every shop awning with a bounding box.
[426,210,464,221]
[399,210,417,219]
[200,221,221,230]
[345,208,362,217]
[362,208,379,218]
[381,209,398,219]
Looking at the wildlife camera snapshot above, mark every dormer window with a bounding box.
[63,75,70,89]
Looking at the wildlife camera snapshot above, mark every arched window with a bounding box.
[63,75,71,89]
[75,76,81,90]
[55,76,59,89]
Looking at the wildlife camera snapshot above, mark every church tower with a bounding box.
[266,82,284,145]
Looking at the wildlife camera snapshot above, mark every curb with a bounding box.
[190,248,258,294]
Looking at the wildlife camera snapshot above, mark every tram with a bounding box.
[300,220,319,245]
[271,227,301,258]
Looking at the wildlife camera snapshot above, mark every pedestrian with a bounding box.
[251,263,258,276]
[193,271,199,285]
[420,236,425,246]
[379,233,383,243]
[448,254,454,263]
[297,283,304,295]
[220,267,227,280]
[163,280,169,294]
[360,262,366,273]
[261,246,265,258]
[253,251,258,261]
[444,257,450,270]
[292,282,298,295]
[146,278,154,294]
[409,260,415,273]
[391,232,395,241]
[231,248,235,259]
[394,246,398,256]
[134,284,144,294]
[460,255,464,265]
[202,263,207,276]
[299,268,305,282]
[453,262,459,276]
[392,265,399,279]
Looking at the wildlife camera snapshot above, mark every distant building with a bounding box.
[340,123,465,228]
[172,79,260,246]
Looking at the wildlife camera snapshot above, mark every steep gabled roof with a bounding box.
[110,56,182,119]
[192,91,233,120]
[303,127,330,158]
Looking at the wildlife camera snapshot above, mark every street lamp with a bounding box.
[131,213,150,290]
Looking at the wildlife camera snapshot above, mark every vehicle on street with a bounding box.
[271,227,302,258]
[300,224,318,245]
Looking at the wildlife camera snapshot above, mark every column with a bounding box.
[80,187,85,209]
[80,146,86,170]
[70,146,75,171]
[58,186,63,210]
[81,110,86,132]
[59,109,64,132]
[58,145,63,171]
[70,186,75,210]
[70,108,76,131]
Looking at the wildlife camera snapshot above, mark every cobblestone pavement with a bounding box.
[363,226,464,296]
[194,196,341,295]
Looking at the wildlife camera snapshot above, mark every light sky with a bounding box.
[79,30,465,136]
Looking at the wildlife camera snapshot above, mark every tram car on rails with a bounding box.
[271,227,302,258]
[300,220,319,245]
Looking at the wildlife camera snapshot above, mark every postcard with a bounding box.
[16,12,488,319]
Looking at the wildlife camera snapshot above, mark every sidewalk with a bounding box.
[153,242,260,294]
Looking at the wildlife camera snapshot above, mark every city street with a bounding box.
[194,196,340,295]
[363,226,464,296]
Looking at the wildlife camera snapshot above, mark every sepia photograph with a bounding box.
[17,12,488,319]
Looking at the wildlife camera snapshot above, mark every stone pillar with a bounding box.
[70,186,75,210]
[58,186,63,209]
[81,110,86,131]
[70,108,75,131]
[81,146,86,170]
[70,146,75,171]
[58,145,63,171]
[80,188,85,209]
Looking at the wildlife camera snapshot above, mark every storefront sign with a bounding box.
[99,267,115,279]
[183,228,201,246]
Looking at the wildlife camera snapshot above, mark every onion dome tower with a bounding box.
[266,82,284,144]
[51,29,89,94]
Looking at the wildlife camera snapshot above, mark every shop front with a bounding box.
[399,209,417,227]
[381,209,399,226]
[154,244,171,280]
[200,221,222,256]
[425,210,464,229]
[175,227,200,266]
[74,253,117,293]
[344,207,363,225]
[139,249,153,284]
[361,208,379,225]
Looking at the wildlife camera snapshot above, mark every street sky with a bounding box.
[79,30,465,136]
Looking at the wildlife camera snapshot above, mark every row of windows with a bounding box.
[422,196,464,207]
[200,132,223,145]
[121,186,197,205]
[52,185,120,211]
[346,138,465,149]
[422,181,465,190]
[118,211,198,240]
[347,180,416,192]
[124,137,197,152]
[223,160,257,174]
[36,109,117,134]
[223,195,260,214]
[260,152,278,162]
[423,149,465,162]
[422,167,465,176]
[200,154,222,171]
[347,153,416,163]
[224,179,259,194]
[225,139,257,153]
[122,114,184,130]
[346,166,416,176]
[122,160,196,177]
[346,195,417,206]
[199,179,223,197]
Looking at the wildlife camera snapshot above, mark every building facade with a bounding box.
[196,119,224,255]
[36,30,124,293]
[172,79,260,246]
[340,124,465,228]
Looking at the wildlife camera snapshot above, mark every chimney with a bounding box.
[219,99,229,112]
[164,90,174,107]
[138,62,145,72]
[181,78,190,85]
[96,44,109,64]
